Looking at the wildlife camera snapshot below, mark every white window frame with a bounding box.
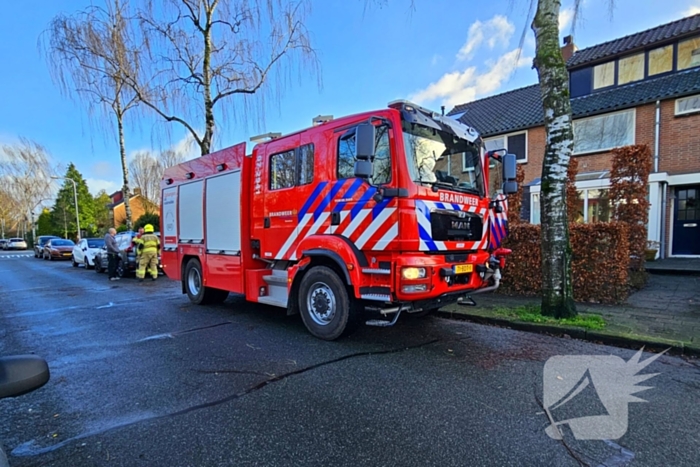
[478,130,528,169]
[572,109,636,156]
[530,177,611,224]
[675,94,700,116]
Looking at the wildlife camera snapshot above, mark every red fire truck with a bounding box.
[160,100,517,340]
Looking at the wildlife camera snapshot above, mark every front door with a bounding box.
[672,185,700,255]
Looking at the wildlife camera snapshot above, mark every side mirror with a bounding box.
[354,160,373,179]
[502,153,518,195]
[354,124,375,160]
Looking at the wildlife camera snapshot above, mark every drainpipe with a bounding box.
[654,100,660,173]
[660,183,668,259]
[654,100,663,258]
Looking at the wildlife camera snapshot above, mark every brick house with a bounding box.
[448,14,700,258]
[107,188,157,228]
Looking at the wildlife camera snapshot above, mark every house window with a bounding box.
[573,110,635,154]
[675,94,700,116]
[593,61,615,89]
[618,53,644,85]
[531,192,540,224]
[648,45,673,76]
[481,131,527,165]
[530,188,611,224]
[678,36,700,70]
[269,150,296,190]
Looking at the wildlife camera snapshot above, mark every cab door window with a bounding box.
[337,125,391,185]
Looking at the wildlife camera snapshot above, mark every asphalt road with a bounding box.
[1,248,698,467]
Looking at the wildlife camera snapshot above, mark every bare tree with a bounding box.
[130,148,189,207]
[126,0,319,156]
[43,0,140,230]
[0,139,58,241]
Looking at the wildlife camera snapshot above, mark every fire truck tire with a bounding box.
[298,266,358,341]
[184,258,228,305]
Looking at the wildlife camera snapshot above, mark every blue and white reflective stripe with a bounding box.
[355,208,396,249]
[297,182,327,222]
[372,222,399,250]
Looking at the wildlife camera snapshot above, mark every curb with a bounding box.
[435,310,700,358]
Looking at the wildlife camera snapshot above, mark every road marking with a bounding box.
[96,302,114,309]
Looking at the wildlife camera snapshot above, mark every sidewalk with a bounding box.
[438,273,700,356]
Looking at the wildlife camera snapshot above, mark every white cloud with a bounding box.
[86,178,120,196]
[127,133,199,162]
[684,4,700,15]
[410,48,532,108]
[559,8,574,33]
[91,161,115,178]
[457,15,514,61]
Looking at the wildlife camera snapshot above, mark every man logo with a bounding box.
[542,348,666,440]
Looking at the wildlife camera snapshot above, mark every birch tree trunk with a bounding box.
[532,0,576,318]
[116,94,133,231]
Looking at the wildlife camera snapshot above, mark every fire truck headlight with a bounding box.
[402,267,426,280]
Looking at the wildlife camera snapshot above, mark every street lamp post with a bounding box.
[52,176,81,240]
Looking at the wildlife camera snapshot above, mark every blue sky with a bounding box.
[1,0,699,198]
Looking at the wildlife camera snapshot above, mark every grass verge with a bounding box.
[493,305,606,330]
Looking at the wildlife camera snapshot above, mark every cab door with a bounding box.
[258,136,301,260]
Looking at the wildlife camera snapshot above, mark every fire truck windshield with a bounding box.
[402,121,484,196]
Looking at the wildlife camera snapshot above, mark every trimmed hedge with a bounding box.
[500,223,630,304]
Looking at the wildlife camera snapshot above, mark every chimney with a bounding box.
[561,35,576,62]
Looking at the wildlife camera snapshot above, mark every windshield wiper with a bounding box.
[415,179,480,195]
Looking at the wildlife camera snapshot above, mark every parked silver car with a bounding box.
[4,238,27,250]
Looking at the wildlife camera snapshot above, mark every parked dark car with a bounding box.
[0,239,7,250]
[94,231,162,277]
[34,235,60,258]
[43,239,75,260]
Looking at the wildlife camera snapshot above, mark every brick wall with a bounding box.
[519,99,700,185]
[658,100,700,174]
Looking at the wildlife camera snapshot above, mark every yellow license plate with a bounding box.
[454,264,473,274]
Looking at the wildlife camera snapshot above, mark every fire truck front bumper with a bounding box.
[389,253,505,306]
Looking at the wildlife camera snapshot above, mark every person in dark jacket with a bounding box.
[104,228,121,281]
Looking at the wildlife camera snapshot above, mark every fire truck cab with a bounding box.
[160,100,517,340]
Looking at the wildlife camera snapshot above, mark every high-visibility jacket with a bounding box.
[133,233,159,254]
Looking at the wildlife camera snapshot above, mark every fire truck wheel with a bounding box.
[184,258,228,305]
[298,266,357,341]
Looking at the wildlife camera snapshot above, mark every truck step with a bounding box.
[257,296,287,308]
[361,268,391,275]
[263,273,288,286]
[365,309,402,327]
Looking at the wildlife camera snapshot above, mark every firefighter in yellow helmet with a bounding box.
[133,224,160,282]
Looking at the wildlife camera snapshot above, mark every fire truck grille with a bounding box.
[430,210,483,242]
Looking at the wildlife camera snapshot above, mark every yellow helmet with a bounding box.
[144,224,154,233]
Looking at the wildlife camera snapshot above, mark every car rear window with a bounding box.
[10,238,23,242]
[87,239,104,248]
[52,240,74,246]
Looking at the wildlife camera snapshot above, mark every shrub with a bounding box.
[134,213,160,231]
[500,222,630,304]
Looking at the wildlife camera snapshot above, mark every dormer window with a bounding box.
[649,45,673,75]
[678,36,700,70]
[618,53,644,84]
[593,62,615,89]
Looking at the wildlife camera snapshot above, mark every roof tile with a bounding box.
[447,68,700,137]
[567,14,700,68]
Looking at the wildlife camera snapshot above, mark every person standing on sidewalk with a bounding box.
[104,228,121,281]
[133,224,160,282]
